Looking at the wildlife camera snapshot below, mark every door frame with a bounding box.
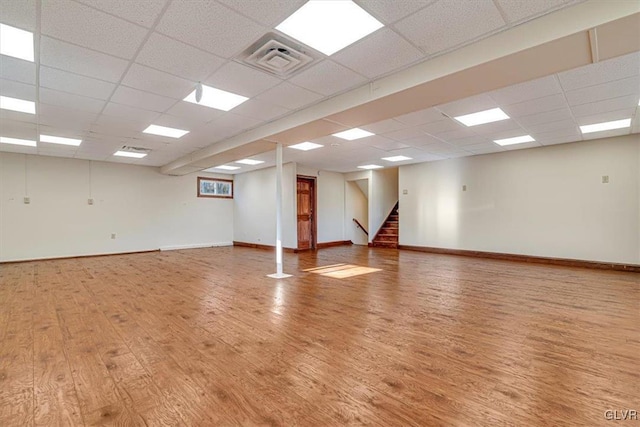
[296,175,317,251]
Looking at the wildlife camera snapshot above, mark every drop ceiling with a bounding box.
[0,0,638,174]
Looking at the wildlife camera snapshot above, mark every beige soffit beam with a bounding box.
[161,0,640,175]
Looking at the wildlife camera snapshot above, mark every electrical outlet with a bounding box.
[111,233,116,239]
[403,189,408,195]
[602,175,609,184]
[88,198,94,205]
[462,185,467,192]
[23,197,30,204]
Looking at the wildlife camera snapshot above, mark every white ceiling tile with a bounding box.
[469,119,525,136]
[74,0,168,28]
[446,135,492,148]
[464,142,504,154]
[495,0,582,24]
[332,28,423,79]
[156,1,266,58]
[532,127,581,146]
[40,66,116,100]
[0,109,37,124]
[205,61,282,98]
[289,60,367,97]
[523,118,577,134]
[365,136,410,151]
[38,104,97,130]
[255,82,322,110]
[395,0,506,54]
[0,144,38,155]
[0,0,36,31]
[361,118,406,134]
[0,118,37,135]
[557,51,640,91]
[501,93,567,117]
[231,98,290,122]
[0,56,36,85]
[164,102,224,126]
[418,119,464,136]
[501,141,541,151]
[110,86,176,112]
[394,108,444,126]
[136,32,225,81]
[102,102,160,124]
[0,79,36,101]
[403,134,445,147]
[39,88,106,114]
[218,0,306,27]
[490,75,563,105]
[538,136,581,146]
[355,0,434,24]
[571,95,639,118]
[565,76,640,106]
[40,36,128,83]
[435,127,477,141]
[435,93,498,118]
[439,151,473,159]
[384,126,428,141]
[90,120,144,137]
[205,113,263,141]
[41,0,148,59]
[121,63,193,99]
[515,107,574,127]
[575,108,636,126]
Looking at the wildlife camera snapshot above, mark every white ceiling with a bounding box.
[0,0,638,174]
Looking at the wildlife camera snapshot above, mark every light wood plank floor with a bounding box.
[1,246,638,426]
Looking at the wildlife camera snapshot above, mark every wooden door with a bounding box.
[297,176,316,250]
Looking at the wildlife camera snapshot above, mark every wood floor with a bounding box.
[0,246,638,426]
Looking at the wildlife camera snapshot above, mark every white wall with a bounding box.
[345,180,369,245]
[369,167,399,241]
[0,153,234,262]
[297,165,345,244]
[233,162,297,248]
[399,135,640,264]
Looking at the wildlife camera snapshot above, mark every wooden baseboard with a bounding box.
[233,241,296,253]
[397,245,640,273]
[316,240,352,249]
[0,249,160,264]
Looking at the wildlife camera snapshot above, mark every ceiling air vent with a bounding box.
[120,146,151,155]
[241,34,315,77]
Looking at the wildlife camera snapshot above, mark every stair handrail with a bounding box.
[352,218,368,236]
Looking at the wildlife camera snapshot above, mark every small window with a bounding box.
[197,177,233,199]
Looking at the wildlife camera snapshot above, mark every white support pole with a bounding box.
[268,143,292,279]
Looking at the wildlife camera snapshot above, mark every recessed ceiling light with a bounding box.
[0,136,36,147]
[454,108,510,127]
[143,124,189,139]
[40,134,82,146]
[0,23,34,62]
[493,135,535,146]
[214,165,241,170]
[288,142,323,151]
[235,159,264,165]
[276,0,383,56]
[0,95,35,114]
[357,164,383,170]
[333,128,375,140]
[579,118,631,134]
[114,150,147,158]
[382,155,412,162]
[184,84,248,111]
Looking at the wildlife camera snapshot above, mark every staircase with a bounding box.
[372,202,399,248]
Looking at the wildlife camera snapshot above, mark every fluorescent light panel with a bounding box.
[358,164,383,170]
[579,118,631,134]
[215,165,240,170]
[454,108,510,127]
[0,136,36,147]
[184,84,248,111]
[0,23,34,62]
[143,124,189,138]
[382,155,412,162]
[276,0,383,56]
[235,159,264,165]
[40,134,82,146]
[0,95,35,114]
[493,135,535,146]
[114,151,147,158]
[288,142,323,151]
[333,128,375,140]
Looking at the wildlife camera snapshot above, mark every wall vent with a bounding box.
[240,33,315,77]
[120,146,151,154]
